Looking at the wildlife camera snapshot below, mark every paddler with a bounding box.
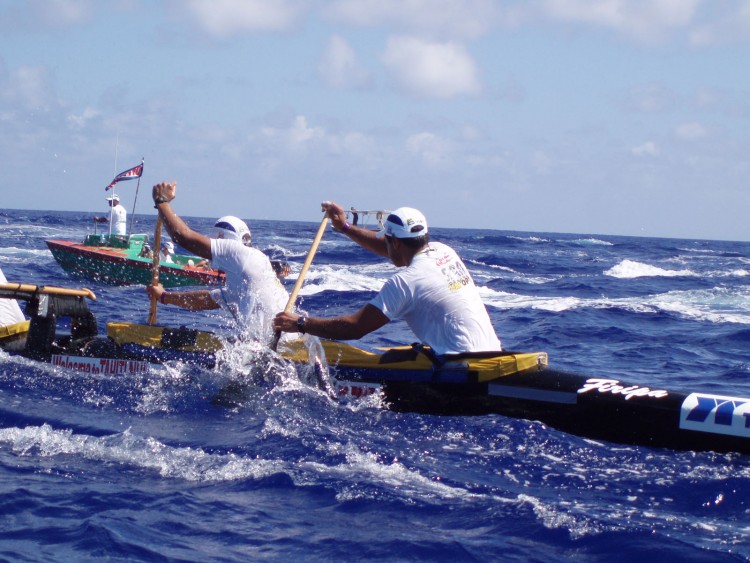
[274,203,501,356]
[146,181,289,342]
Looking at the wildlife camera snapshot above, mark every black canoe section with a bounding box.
[2,287,749,455]
[330,363,750,455]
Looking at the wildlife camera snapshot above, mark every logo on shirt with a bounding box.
[441,260,472,291]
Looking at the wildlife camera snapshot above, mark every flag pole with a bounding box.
[110,133,118,239]
[128,158,144,237]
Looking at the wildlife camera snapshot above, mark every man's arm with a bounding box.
[323,201,388,258]
[152,182,212,260]
[146,284,220,311]
[273,304,389,340]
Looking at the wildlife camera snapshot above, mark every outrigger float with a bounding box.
[2,282,749,455]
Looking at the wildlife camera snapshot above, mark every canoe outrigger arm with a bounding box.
[0,283,98,362]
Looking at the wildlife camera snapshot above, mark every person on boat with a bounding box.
[273,203,501,356]
[160,241,175,264]
[94,194,127,236]
[350,207,359,226]
[146,181,288,342]
[139,243,153,258]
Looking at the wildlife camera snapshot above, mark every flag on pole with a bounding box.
[105,160,144,191]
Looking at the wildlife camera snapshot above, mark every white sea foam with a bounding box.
[464,258,517,275]
[479,288,584,313]
[567,238,613,246]
[293,263,389,295]
[604,259,695,278]
[263,243,296,258]
[0,247,50,257]
[480,286,750,324]
[509,236,550,243]
[0,424,286,482]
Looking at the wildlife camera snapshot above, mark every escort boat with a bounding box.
[46,233,290,287]
[46,233,226,287]
[1,282,749,455]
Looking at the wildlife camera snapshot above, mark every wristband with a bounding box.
[160,292,167,304]
[296,316,307,334]
[341,222,351,233]
[154,197,169,208]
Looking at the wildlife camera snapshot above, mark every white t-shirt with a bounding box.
[0,268,25,327]
[108,204,127,236]
[369,241,501,355]
[209,238,289,341]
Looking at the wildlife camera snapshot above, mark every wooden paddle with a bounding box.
[0,283,96,301]
[270,214,329,351]
[147,216,163,325]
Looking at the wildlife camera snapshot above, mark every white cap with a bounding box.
[214,216,252,246]
[161,241,174,252]
[377,207,428,239]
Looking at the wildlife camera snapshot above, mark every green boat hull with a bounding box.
[46,234,224,287]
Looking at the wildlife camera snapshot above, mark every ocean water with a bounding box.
[1,208,749,562]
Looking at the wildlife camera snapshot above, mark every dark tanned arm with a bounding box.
[273,304,389,340]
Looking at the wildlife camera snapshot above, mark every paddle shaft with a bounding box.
[271,214,329,350]
[148,216,163,325]
[0,283,96,301]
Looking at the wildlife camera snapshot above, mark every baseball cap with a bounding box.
[377,207,428,239]
[214,216,252,246]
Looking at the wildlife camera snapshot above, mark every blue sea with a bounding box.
[1,208,749,562]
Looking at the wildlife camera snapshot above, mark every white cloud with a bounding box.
[259,115,381,159]
[531,150,553,174]
[67,106,100,129]
[323,0,500,40]
[689,2,750,46]
[407,131,450,164]
[0,65,57,111]
[38,0,94,26]
[541,0,700,42]
[624,83,677,113]
[177,0,306,37]
[381,36,481,99]
[631,141,659,157]
[0,0,95,31]
[675,122,707,141]
[259,115,326,152]
[318,35,372,90]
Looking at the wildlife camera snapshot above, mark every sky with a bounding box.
[1,0,749,241]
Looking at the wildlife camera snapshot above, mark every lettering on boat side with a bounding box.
[52,354,159,375]
[577,378,669,401]
[680,393,750,438]
[335,380,381,400]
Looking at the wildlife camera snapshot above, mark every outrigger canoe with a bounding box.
[2,282,750,455]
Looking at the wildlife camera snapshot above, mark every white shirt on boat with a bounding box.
[209,238,288,341]
[369,241,501,356]
[0,267,25,327]
[108,204,127,236]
